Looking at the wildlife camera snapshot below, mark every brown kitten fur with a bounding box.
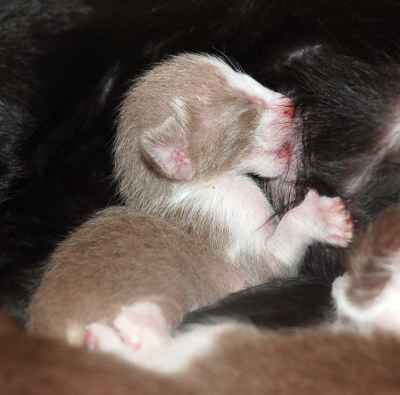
[0,313,186,395]
[5,313,400,395]
[115,53,277,207]
[28,207,244,343]
[344,205,400,306]
[184,326,400,395]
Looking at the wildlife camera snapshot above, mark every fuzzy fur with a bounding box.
[28,207,243,342]
[1,0,400,328]
[3,313,400,394]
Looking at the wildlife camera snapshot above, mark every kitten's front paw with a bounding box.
[298,190,353,247]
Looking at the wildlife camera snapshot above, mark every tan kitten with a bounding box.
[114,53,353,278]
[28,200,348,355]
[4,312,400,395]
[78,206,400,394]
[28,207,243,344]
[29,54,352,361]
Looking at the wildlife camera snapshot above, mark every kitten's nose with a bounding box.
[279,98,295,119]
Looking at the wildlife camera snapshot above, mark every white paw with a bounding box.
[297,190,353,247]
[113,302,170,354]
[83,302,171,364]
[84,322,126,353]
[332,272,400,334]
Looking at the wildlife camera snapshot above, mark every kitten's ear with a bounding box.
[140,117,194,181]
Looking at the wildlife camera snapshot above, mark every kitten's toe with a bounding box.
[84,322,124,352]
[304,192,353,247]
[112,302,171,359]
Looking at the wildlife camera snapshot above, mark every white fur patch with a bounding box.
[333,257,400,334]
[66,323,85,346]
[201,55,283,103]
[133,323,238,374]
[168,174,276,260]
[170,96,189,126]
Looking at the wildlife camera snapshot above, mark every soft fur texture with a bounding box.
[6,207,400,393]
[2,4,400,393]
[76,205,400,383]
[27,51,354,351]
[3,312,400,395]
[28,207,242,342]
[186,48,400,326]
[1,0,400,328]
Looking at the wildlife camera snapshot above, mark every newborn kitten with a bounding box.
[28,208,244,344]
[4,311,400,395]
[82,206,400,378]
[28,54,352,361]
[114,53,352,277]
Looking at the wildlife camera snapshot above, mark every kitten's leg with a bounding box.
[332,206,400,333]
[88,317,241,374]
[83,302,171,364]
[332,269,400,333]
[266,190,353,272]
[127,323,240,374]
[84,323,138,362]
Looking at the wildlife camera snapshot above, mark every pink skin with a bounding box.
[264,97,296,170]
[84,329,99,350]
[299,189,353,247]
[84,303,170,364]
[147,92,296,182]
[276,98,295,119]
[169,148,193,180]
[242,96,296,179]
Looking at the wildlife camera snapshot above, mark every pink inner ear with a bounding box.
[163,146,194,181]
[144,142,194,181]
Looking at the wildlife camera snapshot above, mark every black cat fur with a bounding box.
[1,0,400,326]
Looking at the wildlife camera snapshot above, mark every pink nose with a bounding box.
[279,98,294,119]
[282,106,294,118]
[276,97,294,120]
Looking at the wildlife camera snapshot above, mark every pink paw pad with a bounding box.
[83,328,99,350]
[83,303,171,364]
[112,302,169,354]
[302,190,353,247]
[83,323,125,354]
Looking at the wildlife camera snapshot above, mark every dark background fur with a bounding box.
[1,0,400,326]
